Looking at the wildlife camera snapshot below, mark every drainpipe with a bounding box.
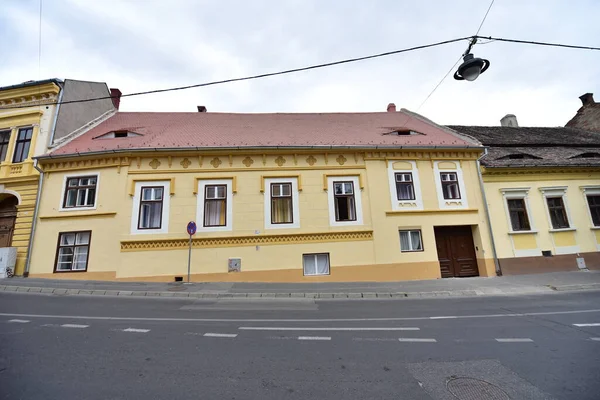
[24,160,44,277]
[477,148,502,276]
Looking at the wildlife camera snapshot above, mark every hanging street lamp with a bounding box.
[454,38,490,81]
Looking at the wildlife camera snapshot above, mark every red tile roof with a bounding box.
[49,109,480,157]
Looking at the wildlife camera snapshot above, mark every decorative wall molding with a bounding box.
[260,174,303,192]
[128,177,176,196]
[120,230,374,252]
[40,212,117,220]
[193,176,237,194]
[322,173,365,190]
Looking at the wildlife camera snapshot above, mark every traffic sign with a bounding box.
[187,221,197,236]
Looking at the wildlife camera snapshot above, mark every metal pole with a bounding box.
[187,235,192,283]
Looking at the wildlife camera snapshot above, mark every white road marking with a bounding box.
[590,337,600,341]
[398,338,437,342]
[429,316,458,319]
[7,319,29,323]
[298,336,331,341]
[495,338,533,343]
[61,324,89,329]
[0,308,599,323]
[238,327,419,331]
[573,323,600,327]
[352,337,397,342]
[123,328,150,333]
[203,333,237,338]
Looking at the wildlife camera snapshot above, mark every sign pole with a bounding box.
[185,221,197,284]
[187,234,192,283]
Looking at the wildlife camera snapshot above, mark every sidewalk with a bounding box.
[2,270,600,299]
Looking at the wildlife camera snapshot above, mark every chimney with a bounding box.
[197,106,207,112]
[500,114,518,127]
[110,88,122,110]
[579,93,595,106]
[387,103,396,112]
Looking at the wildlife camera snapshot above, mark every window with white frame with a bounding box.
[395,173,415,200]
[204,185,227,227]
[546,197,570,229]
[399,230,423,252]
[507,198,531,231]
[196,179,233,232]
[264,178,300,229]
[54,231,91,272]
[587,195,600,227]
[327,176,363,226]
[62,175,97,209]
[131,180,171,234]
[303,253,330,276]
[440,172,461,199]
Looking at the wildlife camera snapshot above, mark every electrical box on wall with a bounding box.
[228,258,241,273]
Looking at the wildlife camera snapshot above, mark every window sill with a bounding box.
[386,208,478,215]
[40,211,116,220]
[589,226,600,230]
[508,230,538,235]
[58,206,97,212]
[53,269,87,273]
[549,228,576,233]
[400,249,424,253]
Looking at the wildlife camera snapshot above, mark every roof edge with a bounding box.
[401,108,483,146]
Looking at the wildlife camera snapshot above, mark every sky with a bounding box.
[1,0,599,126]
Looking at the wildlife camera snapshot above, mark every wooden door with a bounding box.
[434,226,479,278]
[0,197,18,248]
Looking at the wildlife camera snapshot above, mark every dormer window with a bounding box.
[384,129,422,136]
[570,152,600,159]
[498,153,541,160]
[93,130,142,139]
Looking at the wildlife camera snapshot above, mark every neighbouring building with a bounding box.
[0,79,117,275]
[450,114,600,275]
[566,93,600,132]
[28,104,497,282]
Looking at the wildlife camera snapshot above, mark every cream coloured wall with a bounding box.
[29,149,494,281]
[483,172,600,259]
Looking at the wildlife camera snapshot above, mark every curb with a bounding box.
[1,283,599,299]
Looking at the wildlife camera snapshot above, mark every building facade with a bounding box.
[450,114,600,274]
[0,79,117,275]
[28,107,497,282]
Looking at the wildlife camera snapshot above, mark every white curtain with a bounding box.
[316,254,330,275]
[205,200,225,226]
[410,232,422,250]
[400,231,410,251]
[141,203,162,228]
[303,255,316,275]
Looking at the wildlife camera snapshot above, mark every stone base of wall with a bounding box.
[499,252,600,275]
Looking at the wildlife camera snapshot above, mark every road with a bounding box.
[1,291,600,399]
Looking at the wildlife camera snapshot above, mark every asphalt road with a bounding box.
[1,291,600,400]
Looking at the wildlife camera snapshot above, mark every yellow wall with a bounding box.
[483,171,600,259]
[29,150,495,281]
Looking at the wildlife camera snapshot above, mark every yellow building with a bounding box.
[450,113,600,274]
[28,105,497,282]
[0,79,118,275]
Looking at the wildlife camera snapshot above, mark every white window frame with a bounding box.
[387,161,423,210]
[500,188,536,234]
[327,176,363,227]
[433,161,468,209]
[196,179,233,232]
[302,253,330,276]
[539,187,575,232]
[130,180,171,235]
[581,186,600,228]
[399,230,423,252]
[264,177,300,230]
[59,172,100,212]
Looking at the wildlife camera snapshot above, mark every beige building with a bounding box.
[28,105,497,282]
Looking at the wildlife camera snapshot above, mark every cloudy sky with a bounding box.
[1,0,599,126]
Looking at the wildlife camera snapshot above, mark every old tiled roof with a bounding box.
[565,102,600,133]
[48,110,479,157]
[447,125,600,168]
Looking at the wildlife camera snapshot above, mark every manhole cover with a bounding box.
[446,377,510,400]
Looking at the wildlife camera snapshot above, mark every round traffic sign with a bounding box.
[186,221,197,236]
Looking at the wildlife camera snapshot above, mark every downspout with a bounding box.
[477,148,502,276]
[24,160,44,277]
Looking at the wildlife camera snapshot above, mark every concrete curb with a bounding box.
[1,283,599,300]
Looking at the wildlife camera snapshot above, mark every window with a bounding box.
[12,127,33,163]
[138,186,164,229]
[0,130,10,162]
[63,176,97,209]
[271,182,293,224]
[204,185,227,227]
[440,172,461,199]
[333,181,356,221]
[395,173,415,200]
[546,197,569,229]
[54,231,91,272]
[587,195,600,226]
[303,253,330,276]
[507,198,531,231]
[399,230,423,252]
